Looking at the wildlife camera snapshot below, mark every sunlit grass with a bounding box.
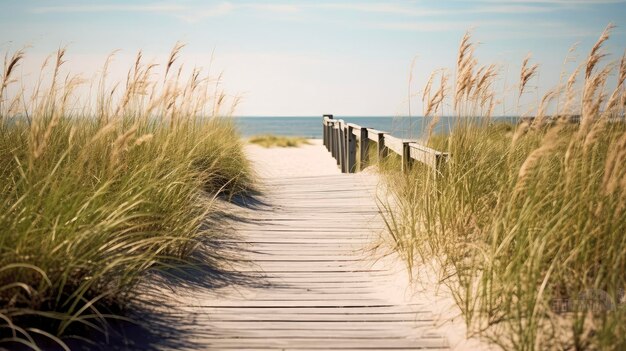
[380,25,626,350]
[0,45,254,349]
[248,135,311,148]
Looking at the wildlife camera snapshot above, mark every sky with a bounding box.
[0,0,625,116]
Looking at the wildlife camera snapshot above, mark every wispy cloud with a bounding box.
[373,21,466,33]
[31,4,188,14]
[172,3,236,22]
[30,1,559,22]
[30,2,299,22]
[468,5,552,14]
[28,0,624,29]
[313,2,552,16]
[372,19,562,33]
[312,3,447,17]
[247,4,300,13]
[468,0,625,4]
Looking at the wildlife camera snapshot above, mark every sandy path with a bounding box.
[246,139,340,177]
[123,140,491,350]
[168,140,450,350]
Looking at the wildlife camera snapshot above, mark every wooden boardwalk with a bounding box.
[155,141,450,350]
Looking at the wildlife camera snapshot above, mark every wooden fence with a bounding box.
[322,114,449,174]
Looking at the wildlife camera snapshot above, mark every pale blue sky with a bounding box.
[1,0,624,116]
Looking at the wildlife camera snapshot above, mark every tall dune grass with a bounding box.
[248,135,311,148]
[0,45,253,349]
[380,25,626,350]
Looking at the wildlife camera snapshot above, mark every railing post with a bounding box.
[339,121,346,171]
[323,114,333,151]
[402,141,413,172]
[359,128,369,171]
[347,125,356,173]
[377,132,388,162]
[341,123,348,173]
[333,123,340,165]
[327,123,332,152]
[330,123,334,153]
[330,121,334,157]
[322,118,327,150]
[326,121,331,153]
[324,121,449,175]
[434,153,449,177]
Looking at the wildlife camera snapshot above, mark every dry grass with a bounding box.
[0,45,253,349]
[248,135,311,148]
[380,25,626,350]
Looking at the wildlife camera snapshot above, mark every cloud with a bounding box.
[246,4,300,13]
[312,2,554,16]
[29,1,623,26]
[467,0,625,4]
[373,21,466,32]
[31,4,187,14]
[29,1,559,20]
[468,5,552,14]
[371,19,565,34]
[173,3,236,23]
[30,2,301,22]
[312,3,446,16]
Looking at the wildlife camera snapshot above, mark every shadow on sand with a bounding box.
[82,192,276,351]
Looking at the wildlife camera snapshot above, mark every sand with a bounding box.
[126,139,495,350]
[245,139,495,350]
[245,139,340,178]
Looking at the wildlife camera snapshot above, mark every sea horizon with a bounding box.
[233,115,520,139]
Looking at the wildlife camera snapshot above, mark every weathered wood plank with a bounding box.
[407,142,449,172]
[189,338,448,349]
[359,127,369,170]
[384,135,404,156]
[346,122,362,130]
[347,124,357,173]
[334,122,341,166]
[323,114,333,151]
[158,140,450,350]
[185,306,428,314]
[339,121,346,172]
[324,115,448,176]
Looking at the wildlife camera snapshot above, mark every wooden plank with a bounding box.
[407,142,449,172]
[360,127,369,170]
[339,121,346,172]
[242,275,395,282]
[347,124,357,173]
[154,140,450,350]
[171,329,422,339]
[402,141,412,172]
[193,299,404,308]
[187,338,448,349]
[376,131,389,160]
[323,117,328,148]
[185,306,427,314]
[333,121,341,165]
[168,329,430,340]
[384,135,404,156]
[327,124,332,152]
[331,121,336,158]
[366,128,387,136]
[184,314,434,322]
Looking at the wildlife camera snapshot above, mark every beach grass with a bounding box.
[379,25,626,350]
[0,46,253,349]
[248,135,311,148]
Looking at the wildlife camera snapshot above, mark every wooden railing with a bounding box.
[322,114,449,174]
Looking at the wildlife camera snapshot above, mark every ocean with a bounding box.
[233,116,520,139]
